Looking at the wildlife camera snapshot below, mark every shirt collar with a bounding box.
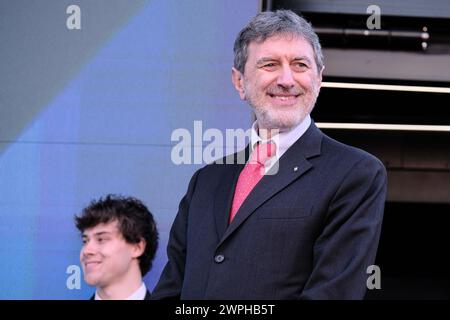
[95,282,147,300]
[250,115,312,159]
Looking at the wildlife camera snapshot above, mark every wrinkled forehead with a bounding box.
[246,33,315,62]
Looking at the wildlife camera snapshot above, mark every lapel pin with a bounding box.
[293,166,298,172]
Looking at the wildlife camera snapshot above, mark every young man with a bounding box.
[75,194,158,300]
[153,10,387,299]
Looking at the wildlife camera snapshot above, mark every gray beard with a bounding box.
[251,95,318,132]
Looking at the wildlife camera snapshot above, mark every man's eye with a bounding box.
[261,63,277,69]
[294,62,308,69]
[97,237,110,243]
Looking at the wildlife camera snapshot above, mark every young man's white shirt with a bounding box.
[94,282,147,300]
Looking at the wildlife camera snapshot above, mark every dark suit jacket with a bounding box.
[153,122,387,299]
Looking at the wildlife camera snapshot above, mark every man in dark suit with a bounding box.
[75,195,158,300]
[153,10,387,299]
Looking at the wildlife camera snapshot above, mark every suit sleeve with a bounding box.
[300,155,387,299]
[151,169,201,299]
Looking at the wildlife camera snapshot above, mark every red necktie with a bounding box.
[229,142,276,223]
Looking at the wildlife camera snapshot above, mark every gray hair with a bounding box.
[233,10,324,74]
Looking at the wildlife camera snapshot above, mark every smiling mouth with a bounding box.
[268,93,301,102]
[268,93,300,106]
[84,261,101,270]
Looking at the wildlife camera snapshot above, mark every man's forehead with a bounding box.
[248,34,314,58]
[82,220,120,236]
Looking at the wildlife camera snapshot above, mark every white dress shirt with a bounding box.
[95,282,147,300]
[250,115,312,172]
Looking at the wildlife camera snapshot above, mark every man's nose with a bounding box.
[276,65,295,89]
[82,240,96,256]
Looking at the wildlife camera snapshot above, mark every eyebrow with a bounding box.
[82,231,113,238]
[256,57,278,65]
[256,56,313,65]
[292,56,313,64]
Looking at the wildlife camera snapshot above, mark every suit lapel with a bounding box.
[218,122,323,246]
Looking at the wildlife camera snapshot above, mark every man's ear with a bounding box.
[317,65,325,88]
[131,239,146,258]
[231,67,246,100]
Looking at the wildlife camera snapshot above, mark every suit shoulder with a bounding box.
[188,153,238,181]
[202,149,246,170]
[321,133,386,171]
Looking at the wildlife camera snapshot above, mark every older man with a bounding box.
[153,10,387,299]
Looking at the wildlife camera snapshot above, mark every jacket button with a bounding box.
[214,254,225,263]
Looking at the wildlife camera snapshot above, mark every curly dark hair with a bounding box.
[75,194,158,276]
